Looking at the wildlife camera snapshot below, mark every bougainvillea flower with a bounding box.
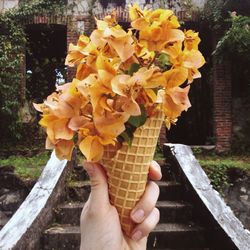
[68,116,91,131]
[130,6,180,31]
[164,42,205,83]
[76,63,95,80]
[134,67,166,88]
[140,27,185,52]
[182,50,205,83]
[39,114,74,144]
[162,85,191,121]
[135,42,155,63]
[96,54,117,76]
[111,74,141,116]
[105,32,134,62]
[54,139,74,160]
[90,80,114,115]
[79,135,104,162]
[164,67,188,88]
[90,18,135,62]
[148,9,180,29]
[94,111,130,139]
[130,5,182,52]
[36,5,205,161]
[65,35,90,67]
[184,30,201,51]
[129,3,149,22]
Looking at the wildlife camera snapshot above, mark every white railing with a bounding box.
[0,151,68,250]
[165,143,250,250]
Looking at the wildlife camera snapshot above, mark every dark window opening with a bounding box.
[167,21,214,145]
[99,0,126,9]
[25,24,67,103]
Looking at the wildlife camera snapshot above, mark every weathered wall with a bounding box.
[0,0,18,12]
[232,97,250,152]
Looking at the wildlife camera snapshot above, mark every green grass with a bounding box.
[197,155,250,171]
[0,151,50,180]
[196,154,250,192]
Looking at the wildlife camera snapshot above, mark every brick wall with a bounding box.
[213,31,232,153]
[66,18,78,82]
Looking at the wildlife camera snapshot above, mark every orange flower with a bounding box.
[164,67,188,88]
[90,18,135,62]
[161,85,191,125]
[79,136,103,162]
[164,42,205,83]
[39,114,74,144]
[36,5,205,161]
[130,5,183,52]
[94,111,130,139]
[65,35,90,67]
[54,139,74,160]
[184,30,201,51]
[111,74,141,116]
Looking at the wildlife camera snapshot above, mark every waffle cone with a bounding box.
[101,110,164,236]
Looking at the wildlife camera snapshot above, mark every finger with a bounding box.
[131,181,159,223]
[131,207,160,241]
[148,160,162,181]
[83,161,110,210]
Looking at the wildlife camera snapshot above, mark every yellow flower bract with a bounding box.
[35,4,205,162]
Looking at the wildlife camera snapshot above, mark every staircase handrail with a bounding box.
[165,143,250,250]
[0,151,68,250]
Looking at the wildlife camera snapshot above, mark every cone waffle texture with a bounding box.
[101,110,164,236]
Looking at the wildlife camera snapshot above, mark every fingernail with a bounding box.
[132,230,142,241]
[132,209,144,222]
[83,162,95,177]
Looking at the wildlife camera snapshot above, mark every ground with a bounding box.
[0,143,249,193]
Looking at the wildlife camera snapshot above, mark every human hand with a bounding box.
[80,161,162,250]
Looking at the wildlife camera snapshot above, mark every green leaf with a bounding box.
[158,53,172,70]
[119,131,134,147]
[128,105,147,128]
[127,63,140,76]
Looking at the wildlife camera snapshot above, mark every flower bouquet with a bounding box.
[34,4,205,236]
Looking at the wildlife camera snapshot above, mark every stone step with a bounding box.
[0,211,12,230]
[159,163,175,181]
[66,181,184,202]
[43,223,206,250]
[55,201,193,226]
[147,223,206,248]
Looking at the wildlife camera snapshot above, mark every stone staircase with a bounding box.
[41,162,210,250]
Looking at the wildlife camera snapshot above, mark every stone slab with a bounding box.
[165,143,250,250]
[0,151,68,250]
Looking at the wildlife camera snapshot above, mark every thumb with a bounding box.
[83,161,110,211]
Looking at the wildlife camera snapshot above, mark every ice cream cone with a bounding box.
[101,110,164,236]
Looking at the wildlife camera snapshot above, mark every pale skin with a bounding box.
[80,161,162,250]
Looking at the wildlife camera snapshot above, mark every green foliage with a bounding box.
[127,63,140,76]
[198,155,250,193]
[214,15,250,63]
[0,151,49,180]
[0,0,67,140]
[157,53,172,71]
[127,105,147,128]
[154,143,164,161]
[202,0,225,29]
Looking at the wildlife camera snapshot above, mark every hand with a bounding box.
[80,161,162,250]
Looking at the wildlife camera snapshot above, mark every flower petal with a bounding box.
[79,136,104,162]
[55,139,74,160]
